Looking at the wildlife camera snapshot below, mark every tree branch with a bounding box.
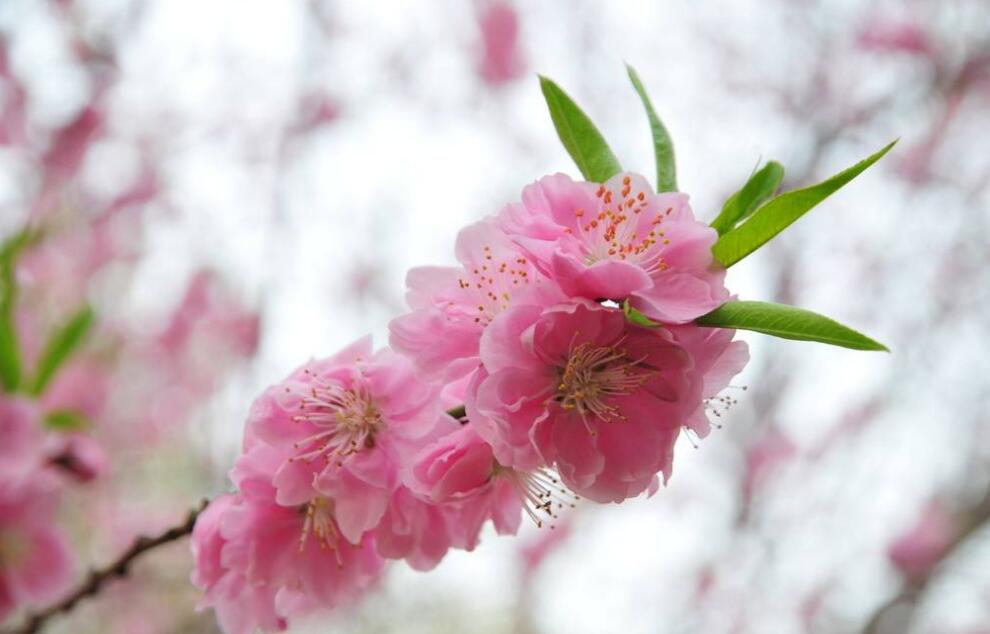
[3,499,208,634]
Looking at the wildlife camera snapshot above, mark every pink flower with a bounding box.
[45,434,108,484]
[248,337,440,544]
[0,397,46,482]
[468,299,696,503]
[477,2,525,86]
[389,220,556,380]
[191,494,284,634]
[408,424,553,540]
[40,360,110,420]
[498,172,729,323]
[857,20,934,56]
[667,325,750,438]
[740,429,796,503]
[193,444,386,634]
[40,104,102,185]
[0,481,75,622]
[888,500,957,580]
[373,486,453,571]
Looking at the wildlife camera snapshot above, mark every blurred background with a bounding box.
[1,0,988,632]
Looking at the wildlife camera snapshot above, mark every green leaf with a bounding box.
[0,230,34,392]
[539,75,622,183]
[712,141,897,267]
[44,409,91,432]
[625,64,677,192]
[622,299,660,327]
[28,304,95,396]
[710,160,785,235]
[696,300,888,351]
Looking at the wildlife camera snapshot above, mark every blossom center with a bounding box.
[554,340,650,427]
[289,371,384,465]
[567,176,673,273]
[455,245,533,326]
[299,497,343,565]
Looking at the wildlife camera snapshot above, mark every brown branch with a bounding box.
[3,499,208,634]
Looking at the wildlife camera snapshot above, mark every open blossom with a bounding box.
[0,481,75,622]
[467,299,747,503]
[389,219,557,380]
[191,494,285,634]
[248,337,440,544]
[467,299,694,502]
[192,444,385,634]
[497,172,729,323]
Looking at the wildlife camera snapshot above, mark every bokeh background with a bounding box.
[2,0,989,632]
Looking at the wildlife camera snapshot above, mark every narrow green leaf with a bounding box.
[0,230,34,392]
[539,75,622,183]
[622,299,660,327]
[710,161,785,235]
[696,300,888,351]
[28,304,95,396]
[625,64,677,192]
[712,140,897,267]
[44,409,91,432]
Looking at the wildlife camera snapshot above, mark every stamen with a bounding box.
[285,369,384,466]
[495,465,579,529]
[299,497,344,567]
[553,340,652,426]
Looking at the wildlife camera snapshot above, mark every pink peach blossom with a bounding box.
[0,480,75,622]
[0,397,46,482]
[408,424,555,539]
[191,494,285,634]
[857,20,934,56]
[667,325,750,438]
[468,299,696,502]
[45,433,108,484]
[40,360,110,420]
[193,444,386,634]
[498,172,729,323]
[373,486,453,571]
[740,428,796,503]
[390,219,557,380]
[888,500,957,580]
[477,2,525,86]
[248,338,440,544]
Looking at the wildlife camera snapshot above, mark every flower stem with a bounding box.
[3,500,208,634]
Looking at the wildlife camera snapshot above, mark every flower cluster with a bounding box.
[193,171,749,633]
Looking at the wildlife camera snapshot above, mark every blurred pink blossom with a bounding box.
[0,481,75,621]
[0,45,26,147]
[887,500,957,580]
[857,20,934,56]
[45,433,108,484]
[40,105,103,185]
[741,429,797,503]
[518,515,572,579]
[476,2,525,86]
